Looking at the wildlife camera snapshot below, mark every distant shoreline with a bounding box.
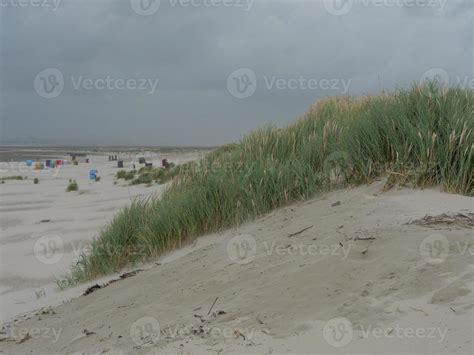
[0,146,214,162]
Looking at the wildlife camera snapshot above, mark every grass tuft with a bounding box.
[62,83,474,285]
[0,175,23,181]
[66,180,79,192]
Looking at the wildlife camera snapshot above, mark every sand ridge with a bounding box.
[1,181,472,354]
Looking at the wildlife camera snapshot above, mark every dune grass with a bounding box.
[66,180,79,192]
[61,83,473,286]
[116,166,178,186]
[0,175,24,181]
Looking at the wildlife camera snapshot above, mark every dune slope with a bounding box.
[2,181,472,354]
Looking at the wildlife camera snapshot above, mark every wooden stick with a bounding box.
[288,225,313,238]
[207,297,219,315]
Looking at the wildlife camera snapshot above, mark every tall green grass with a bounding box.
[63,83,473,285]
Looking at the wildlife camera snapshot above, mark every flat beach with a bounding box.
[0,150,203,323]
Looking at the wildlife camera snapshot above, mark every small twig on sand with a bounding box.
[287,225,313,238]
[207,297,219,315]
[133,339,153,350]
[354,236,376,241]
[410,306,429,316]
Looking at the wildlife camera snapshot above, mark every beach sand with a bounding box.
[0,151,203,323]
[1,180,472,354]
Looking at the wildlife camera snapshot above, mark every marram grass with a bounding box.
[60,83,473,286]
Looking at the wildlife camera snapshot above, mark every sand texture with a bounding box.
[1,180,472,354]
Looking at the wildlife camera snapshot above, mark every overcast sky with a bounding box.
[1,0,472,146]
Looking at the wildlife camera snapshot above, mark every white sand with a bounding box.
[1,179,473,354]
[0,152,203,323]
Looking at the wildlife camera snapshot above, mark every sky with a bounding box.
[0,0,472,146]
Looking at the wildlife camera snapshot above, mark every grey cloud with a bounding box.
[1,0,472,145]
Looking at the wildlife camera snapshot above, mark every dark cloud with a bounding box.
[1,0,472,146]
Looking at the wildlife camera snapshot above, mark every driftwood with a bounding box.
[83,269,143,296]
[287,225,313,238]
[207,297,219,315]
[354,236,376,241]
[408,213,473,228]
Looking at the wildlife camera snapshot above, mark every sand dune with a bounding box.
[1,181,472,354]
